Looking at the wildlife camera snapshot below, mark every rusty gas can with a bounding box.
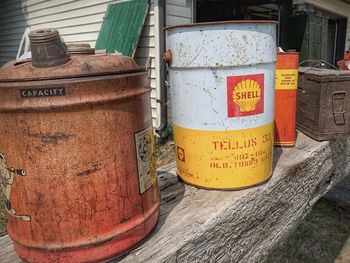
[165,21,276,190]
[274,52,299,147]
[0,29,159,263]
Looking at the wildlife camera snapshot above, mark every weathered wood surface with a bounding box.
[1,132,350,263]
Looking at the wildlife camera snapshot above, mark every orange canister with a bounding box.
[274,52,299,147]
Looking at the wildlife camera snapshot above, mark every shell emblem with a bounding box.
[232,79,261,112]
[227,74,264,117]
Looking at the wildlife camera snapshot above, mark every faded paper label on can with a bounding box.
[275,70,298,90]
[0,152,31,221]
[135,126,157,194]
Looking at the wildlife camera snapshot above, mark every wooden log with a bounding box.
[1,132,349,263]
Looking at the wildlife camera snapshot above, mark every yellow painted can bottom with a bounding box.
[173,122,274,190]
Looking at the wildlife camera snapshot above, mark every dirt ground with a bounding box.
[1,140,350,263]
[267,198,350,263]
[0,204,6,237]
[156,139,175,168]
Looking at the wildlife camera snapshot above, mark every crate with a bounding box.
[297,67,350,141]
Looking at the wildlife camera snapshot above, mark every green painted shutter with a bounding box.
[288,14,329,62]
[95,0,149,57]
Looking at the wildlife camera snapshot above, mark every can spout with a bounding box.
[163,50,172,66]
[28,28,70,68]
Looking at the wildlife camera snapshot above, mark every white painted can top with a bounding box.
[166,21,277,131]
[166,21,277,68]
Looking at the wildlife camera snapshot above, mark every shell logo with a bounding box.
[232,79,261,112]
[227,74,264,117]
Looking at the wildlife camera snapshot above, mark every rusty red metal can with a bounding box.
[274,52,299,147]
[0,29,159,263]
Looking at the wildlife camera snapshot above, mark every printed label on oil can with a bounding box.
[174,122,273,189]
[20,87,66,98]
[275,70,298,90]
[135,127,157,195]
[227,74,264,117]
[0,152,31,221]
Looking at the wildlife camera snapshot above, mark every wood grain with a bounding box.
[1,132,349,263]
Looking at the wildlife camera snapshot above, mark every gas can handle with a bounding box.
[332,91,346,125]
[163,49,172,66]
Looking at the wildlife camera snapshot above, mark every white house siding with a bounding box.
[166,0,192,26]
[165,0,193,123]
[134,0,159,128]
[0,0,117,65]
[294,0,350,50]
[0,0,160,126]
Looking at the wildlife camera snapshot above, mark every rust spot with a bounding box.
[76,167,102,177]
[28,133,76,144]
[80,62,93,71]
[42,134,74,144]
[120,215,130,223]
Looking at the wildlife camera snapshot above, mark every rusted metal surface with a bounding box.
[0,55,143,82]
[29,29,70,68]
[67,43,95,56]
[0,29,159,263]
[166,21,276,190]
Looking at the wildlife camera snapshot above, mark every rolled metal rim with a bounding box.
[165,20,278,30]
[278,52,299,55]
[28,28,60,44]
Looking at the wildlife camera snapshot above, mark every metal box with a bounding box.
[297,67,350,141]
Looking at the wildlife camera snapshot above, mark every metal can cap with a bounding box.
[0,28,143,82]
